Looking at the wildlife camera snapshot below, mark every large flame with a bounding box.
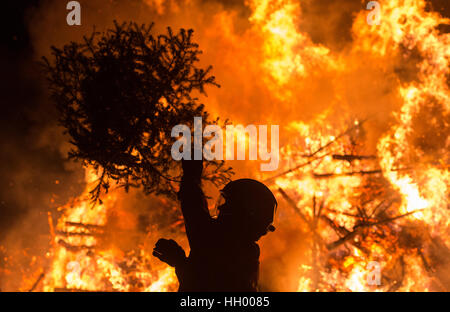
[264,0,449,291]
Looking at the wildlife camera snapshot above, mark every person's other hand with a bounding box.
[152,238,186,267]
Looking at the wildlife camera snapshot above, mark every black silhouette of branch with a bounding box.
[42,21,233,202]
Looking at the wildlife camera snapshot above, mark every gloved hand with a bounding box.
[152,238,186,267]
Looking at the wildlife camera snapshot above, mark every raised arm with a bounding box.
[178,159,213,250]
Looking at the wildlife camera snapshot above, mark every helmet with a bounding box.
[216,179,277,235]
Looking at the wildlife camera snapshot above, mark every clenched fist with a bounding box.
[152,238,186,267]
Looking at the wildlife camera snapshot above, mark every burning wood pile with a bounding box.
[268,117,449,291]
[37,169,181,292]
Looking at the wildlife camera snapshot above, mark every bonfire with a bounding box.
[0,0,448,292]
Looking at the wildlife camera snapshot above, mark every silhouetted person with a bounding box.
[153,159,277,291]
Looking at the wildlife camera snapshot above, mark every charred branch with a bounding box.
[264,120,368,182]
[65,222,105,231]
[332,154,376,162]
[326,210,424,250]
[313,169,383,179]
[28,272,45,292]
[57,239,95,252]
[55,231,102,237]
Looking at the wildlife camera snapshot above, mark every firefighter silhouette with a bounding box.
[152,159,277,291]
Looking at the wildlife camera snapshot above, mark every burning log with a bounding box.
[28,271,45,292]
[326,210,424,251]
[320,215,350,237]
[321,215,372,255]
[332,154,376,162]
[299,119,368,159]
[57,239,95,252]
[312,169,383,179]
[55,231,102,237]
[326,226,365,251]
[265,119,367,182]
[65,221,105,231]
[312,167,414,179]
